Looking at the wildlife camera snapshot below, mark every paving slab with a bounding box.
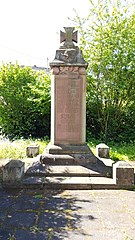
[15,229,49,240]
[0,189,135,240]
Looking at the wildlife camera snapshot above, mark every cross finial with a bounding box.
[60,27,78,48]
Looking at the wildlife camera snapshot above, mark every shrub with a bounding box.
[0,63,51,139]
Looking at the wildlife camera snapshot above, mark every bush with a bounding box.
[0,63,51,139]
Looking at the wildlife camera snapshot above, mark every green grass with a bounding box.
[0,137,134,161]
[0,137,49,160]
[109,142,135,161]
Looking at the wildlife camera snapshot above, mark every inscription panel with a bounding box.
[55,74,82,143]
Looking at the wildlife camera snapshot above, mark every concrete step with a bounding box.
[22,176,133,190]
[26,164,106,177]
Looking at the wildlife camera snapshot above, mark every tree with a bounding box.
[73,0,135,142]
[0,63,51,139]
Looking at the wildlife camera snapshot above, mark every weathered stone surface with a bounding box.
[44,143,97,164]
[3,160,25,185]
[45,143,91,154]
[96,143,110,158]
[50,27,87,66]
[26,161,47,176]
[51,66,86,145]
[60,27,77,47]
[113,161,134,185]
[26,145,39,157]
[52,48,87,65]
[40,154,75,165]
[23,177,44,189]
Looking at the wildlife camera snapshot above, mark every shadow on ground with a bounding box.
[0,188,95,240]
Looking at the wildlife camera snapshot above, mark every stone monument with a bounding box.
[41,27,97,164]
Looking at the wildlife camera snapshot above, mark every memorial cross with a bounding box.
[60,27,77,48]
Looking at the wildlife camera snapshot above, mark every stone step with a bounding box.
[40,154,76,165]
[40,153,97,165]
[22,176,133,190]
[43,144,97,164]
[45,144,91,154]
[25,164,106,177]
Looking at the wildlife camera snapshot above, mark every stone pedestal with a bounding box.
[3,160,25,186]
[26,145,39,157]
[113,161,134,186]
[96,143,110,158]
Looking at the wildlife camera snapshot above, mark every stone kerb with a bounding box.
[113,161,134,186]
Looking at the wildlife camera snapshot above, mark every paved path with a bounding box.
[0,189,134,240]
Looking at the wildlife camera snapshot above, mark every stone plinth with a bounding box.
[41,143,97,164]
[3,160,25,186]
[113,161,134,186]
[96,143,110,158]
[26,145,39,157]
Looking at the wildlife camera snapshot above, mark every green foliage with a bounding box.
[0,63,51,139]
[74,0,135,142]
[109,141,135,161]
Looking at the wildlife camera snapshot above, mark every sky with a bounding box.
[0,0,90,67]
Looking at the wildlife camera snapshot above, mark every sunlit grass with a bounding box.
[0,136,134,161]
[109,142,135,161]
[88,140,135,161]
[0,137,49,159]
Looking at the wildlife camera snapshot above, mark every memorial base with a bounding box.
[40,143,97,165]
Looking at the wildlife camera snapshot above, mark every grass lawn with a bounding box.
[0,137,134,161]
